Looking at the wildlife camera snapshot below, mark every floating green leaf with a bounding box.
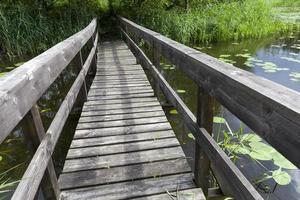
[5,66,15,70]
[0,156,2,162]
[213,116,226,124]
[272,152,297,169]
[41,108,51,113]
[176,89,186,94]
[235,53,251,58]
[187,133,195,140]
[242,134,261,143]
[281,56,300,64]
[0,72,6,77]
[169,109,178,115]
[219,54,231,58]
[272,169,291,185]
[249,150,272,161]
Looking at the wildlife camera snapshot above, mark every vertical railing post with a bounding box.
[152,42,161,97]
[91,32,98,75]
[74,50,88,105]
[23,104,60,199]
[194,87,214,196]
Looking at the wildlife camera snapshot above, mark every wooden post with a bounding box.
[74,50,88,105]
[91,33,97,75]
[194,87,214,196]
[152,42,161,98]
[23,104,60,199]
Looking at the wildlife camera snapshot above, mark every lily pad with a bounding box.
[188,133,195,140]
[213,116,226,124]
[169,109,178,115]
[242,134,261,143]
[219,54,231,58]
[249,150,272,161]
[0,72,6,77]
[236,53,251,58]
[272,152,297,169]
[176,89,186,94]
[272,169,291,185]
[41,108,51,113]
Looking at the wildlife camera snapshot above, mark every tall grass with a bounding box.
[130,0,295,45]
[0,6,93,57]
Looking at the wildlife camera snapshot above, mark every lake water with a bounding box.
[157,32,300,200]
[0,32,300,199]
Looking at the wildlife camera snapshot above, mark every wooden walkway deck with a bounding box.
[58,41,205,199]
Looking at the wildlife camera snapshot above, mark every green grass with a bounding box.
[125,0,297,45]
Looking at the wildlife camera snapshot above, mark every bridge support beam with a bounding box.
[195,88,214,196]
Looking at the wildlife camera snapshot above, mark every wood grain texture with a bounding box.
[0,18,97,142]
[120,16,300,168]
[120,29,262,199]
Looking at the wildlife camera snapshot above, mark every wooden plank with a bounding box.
[84,97,157,105]
[87,92,154,101]
[78,111,165,123]
[97,58,136,66]
[76,116,168,130]
[59,173,195,200]
[92,79,149,84]
[70,130,175,148]
[63,146,184,173]
[97,64,142,69]
[81,106,163,117]
[120,28,263,200]
[67,137,180,159]
[90,83,151,89]
[93,74,148,80]
[95,70,145,76]
[82,102,160,112]
[134,188,206,200]
[59,159,191,190]
[0,18,97,143]
[120,17,300,168]
[98,51,134,59]
[74,122,172,139]
[87,88,153,96]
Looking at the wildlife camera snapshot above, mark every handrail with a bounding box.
[120,28,263,199]
[0,18,98,200]
[119,17,300,170]
[0,18,96,143]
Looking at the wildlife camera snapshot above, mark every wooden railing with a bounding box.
[0,18,98,199]
[119,17,300,199]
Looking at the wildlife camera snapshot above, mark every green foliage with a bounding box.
[215,116,297,186]
[120,0,295,45]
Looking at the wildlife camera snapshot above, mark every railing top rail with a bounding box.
[119,16,300,168]
[0,18,96,143]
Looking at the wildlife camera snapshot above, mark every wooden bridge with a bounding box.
[1,17,300,200]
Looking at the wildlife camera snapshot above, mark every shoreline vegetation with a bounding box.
[0,0,299,58]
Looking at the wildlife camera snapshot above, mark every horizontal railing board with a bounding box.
[11,22,98,200]
[120,16,300,168]
[0,19,97,143]
[120,27,263,200]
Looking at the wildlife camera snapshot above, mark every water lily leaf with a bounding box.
[169,109,178,115]
[194,46,204,51]
[232,42,239,45]
[188,133,195,140]
[5,66,15,70]
[0,72,6,77]
[41,108,51,113]
[163,67,169,70]
[14,62,25,67]
[176,89,186,94]
[272,152,297,169]
[213,116,226,124]
[219,54,231,58]
[249,141,274,152]
[0,156,2,161]
[235,53,251,58]
[272,169,291,185]
[249,151,272,161]
[169,67,175,70]
[228,144,250,155]
[265,69,277,73]
[242,134,261,143]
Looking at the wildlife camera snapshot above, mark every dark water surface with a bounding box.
[1,32,300,199]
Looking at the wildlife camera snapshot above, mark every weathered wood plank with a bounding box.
[90,82,151,89]
[0,18,97,142]
[95,70,145,76]
[97,58,136,65]
[67,137,180,159]
[120,17,300,168]
[81,106,163,117]
[87,87,153,96]
[134,188,206,200]
[59,159,191,190]
[93,74,148,81]
[82,100,159,111]
[92,79,149,84]
[63,146,184,173]
[74,122,172,139]
[78,110,165,123]
[120,27,262,200]
[76,116,168,130]
[70,130,175,148]
[87,92,154,101]
[59,173,195,200]
[84,97,156,105]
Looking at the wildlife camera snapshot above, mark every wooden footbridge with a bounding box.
[1,17,300,200]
